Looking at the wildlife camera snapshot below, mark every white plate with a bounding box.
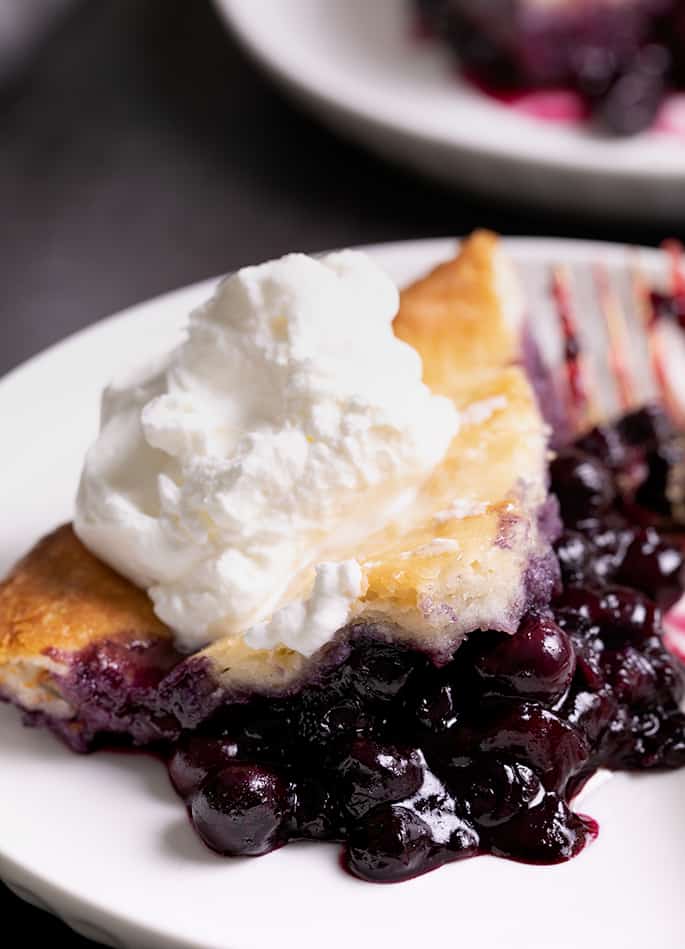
[1,238,684,949]
[214,0,685,221]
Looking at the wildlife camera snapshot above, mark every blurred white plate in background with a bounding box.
[0,237,684,949]
[215,0,685,221]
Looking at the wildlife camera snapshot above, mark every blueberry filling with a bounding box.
[9,403,681,881]
[154,407,685,883]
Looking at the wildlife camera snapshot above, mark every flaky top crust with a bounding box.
[394,229,521,398]
[0,524,169,664]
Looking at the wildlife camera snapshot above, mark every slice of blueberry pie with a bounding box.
[1,231,684,883]
[417,0,684,135]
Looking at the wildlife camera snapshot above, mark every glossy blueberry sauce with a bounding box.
[153,405,685,883]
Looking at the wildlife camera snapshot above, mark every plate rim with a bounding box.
[213,0,685,184]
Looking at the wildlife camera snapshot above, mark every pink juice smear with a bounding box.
[465,72,685,139]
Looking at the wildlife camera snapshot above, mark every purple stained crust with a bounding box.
[14,706,104,755]
[0,638,184,753]
[2,518,559,748]
[2,519,562,748]
[55,637,183,750]
[537,493,562,546]
[157,654,230,734]
[523,494,563,616]
[1,496,561,751]
[161,629,376,730]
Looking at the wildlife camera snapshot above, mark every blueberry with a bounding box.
[617,405,676,452]
[597,706,645,767]
[411,676,461,734]
[616,528,684,610]
[297,693,368,748]
[574,44,618,99]
[347,640,418,703]
[588,516,637,568]
[472,614,576,703]
[454,758,543,828]
[595,46,669,136]
[472,703,590,793]
[489,793,595,863]
[604,708,685,770]
[595,586,661,645]
[288,780,343,841]
[572,647,607,692]
[597,72,662,135]
[168,734,243,799]
[652,713,685,769]
[634,445,681,518]
[646,649,685,705]
[241,701,293,756]
[562,686,617,744]
[190,763,289,856]
[346,805,432,883]
[407,776,480,859]
[574,423,627,470]
[555,530,597,586]
[600,647,659,705]
[550,449,616,525]
[553,586,603,633]
[556,515,636,588]
[339,739,424,820]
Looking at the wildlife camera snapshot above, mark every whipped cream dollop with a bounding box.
[75,251,460,654]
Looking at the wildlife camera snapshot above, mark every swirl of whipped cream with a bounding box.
[75,251,460,653]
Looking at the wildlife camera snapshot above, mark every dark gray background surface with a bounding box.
[1,0,682,944]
